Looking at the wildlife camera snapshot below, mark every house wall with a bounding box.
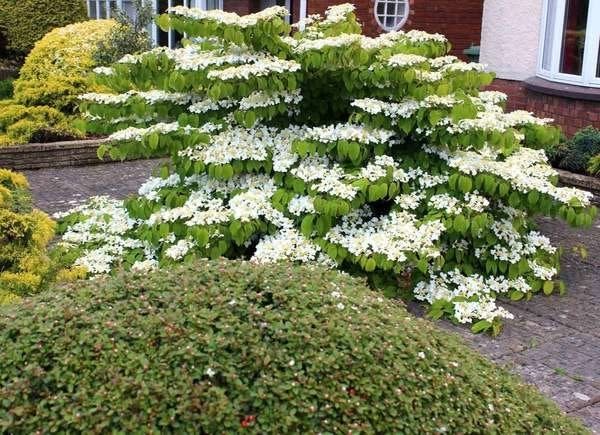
[306,0,484,57]
[480,0,543,81]
[488,79,600,137]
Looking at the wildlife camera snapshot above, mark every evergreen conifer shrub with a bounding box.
[60,4,597,332]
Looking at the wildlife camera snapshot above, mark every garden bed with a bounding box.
[0,138,109,170]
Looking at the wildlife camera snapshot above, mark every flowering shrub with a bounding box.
[0,260,588,432]
[0,169,56,304]
[61,4,597,332]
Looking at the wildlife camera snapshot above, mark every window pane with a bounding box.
[542,0,557,70]
[206,0,220,9]
[597,43,600,77]
[559,0,589,75]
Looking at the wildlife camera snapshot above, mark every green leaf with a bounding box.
[365,258,377,272]
[300,215,314,237]
[471,320,491,333]
[543,280,554,295]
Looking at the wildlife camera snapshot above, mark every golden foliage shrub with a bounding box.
[13,20,116,112]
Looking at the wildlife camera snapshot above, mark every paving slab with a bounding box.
[22,159,600,432]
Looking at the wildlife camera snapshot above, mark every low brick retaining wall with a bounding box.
[557,169,600,204]
[0,139,108,170]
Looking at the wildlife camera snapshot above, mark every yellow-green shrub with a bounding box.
[13,20,116,112]
[0,0,88,57]
[0,103,84,146]
[0,169,55,304]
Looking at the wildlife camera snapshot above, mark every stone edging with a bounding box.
[0,139,108,170]
[557,169,600,203]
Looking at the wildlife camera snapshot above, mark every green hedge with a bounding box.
[0,260,587,433]
[0,0,88,57]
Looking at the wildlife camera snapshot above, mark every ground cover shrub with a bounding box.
[0,260,588,433]
[0,169,56,304]
[93,0,154,67]
[0,103,84,146]
[13,20,116,112]
[58,4,597,333]
[0,0,87,59]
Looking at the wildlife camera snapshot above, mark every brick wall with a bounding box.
[306,0,483,57]
[222,1,483,57]
[487,79,600,137]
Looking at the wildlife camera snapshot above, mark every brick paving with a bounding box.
[23,159,600,432]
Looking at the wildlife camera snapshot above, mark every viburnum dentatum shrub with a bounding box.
[62,4,597,333]
[0,261,588,432]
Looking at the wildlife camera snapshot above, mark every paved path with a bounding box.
[24,160,600,432]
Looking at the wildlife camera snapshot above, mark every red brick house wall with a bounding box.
[307,0,483,57]
[223,1,484,58]
[487,79,600,137]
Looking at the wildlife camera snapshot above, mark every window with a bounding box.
[87,0,224,48]
[538,0,600,87]
[374,0,409,32]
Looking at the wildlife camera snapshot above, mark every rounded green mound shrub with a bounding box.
[0,260,586,433]
[0,0,88,58]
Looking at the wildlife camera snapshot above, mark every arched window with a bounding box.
[374,0,409,32]
[538,0,600,87]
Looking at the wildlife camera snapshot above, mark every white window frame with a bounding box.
[374,0,409,32]
[88,0,224,48]
[537,0,600,88]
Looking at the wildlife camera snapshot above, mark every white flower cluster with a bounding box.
[56,196,153,275]
[80,90,197,106]
[486,219,557,265]
[189,99,237,114]
[179,125,304,171]
[287,195,315,216]
[351,98,421,122]
[291,156,359,200]
[291,34,362,53]
[108,122,219,142]
[167,5,288,28]
[304,122,395,144]
[165,239,195,260]
[478,91,508,105]
[441,62,486,73]
[355,155,396,182]
[92,66,115,75]
[252,228,327,264]
[323,3,355,24]
[414,269,522,323]
[395,191,426,210]
[325,208,445,262]
[238,89,302,111]
[207,58,300,80]
[172,45,265,71]
[428,145,593,206]
[428,55,458,68]
[388,54,428,68]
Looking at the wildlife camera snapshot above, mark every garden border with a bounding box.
[0,139,109,170]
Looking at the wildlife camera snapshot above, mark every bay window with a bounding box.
[538,0,600,87]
